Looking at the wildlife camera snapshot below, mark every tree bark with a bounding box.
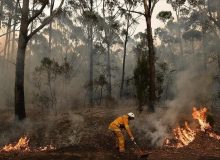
[0,1,4,28]
[176,9,184,65]
[107,43,112,97]
[120,18,130,98]
[49,0,55,55]
[12,0,20,56]
[3,17,11,80]
[88,0,94,106]
[146,16,156,112]
[3,18,11,60]
[15,0,29,120]
[143,0,156,112]
[14,0,64,120]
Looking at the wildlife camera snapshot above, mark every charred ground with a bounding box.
[0,107,220,160]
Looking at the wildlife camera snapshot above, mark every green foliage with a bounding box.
[94,75,108,87]
[32,57,73,109]
[155,27,178,44]
[134,55,148,111]
[157,11,172,22]
[167,0,186,10]
[156,62,168,100]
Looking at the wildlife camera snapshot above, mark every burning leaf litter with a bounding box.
[164,107,220,148]
[0,136,55,152]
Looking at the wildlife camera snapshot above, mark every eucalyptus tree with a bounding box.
[143,0,160,112]
[186,0,220,68]
[49,0,55,54]
[102,0,122,98]
[167,0,187,56]
[14,0,64,120]
[133,31,148,112]
[119,0,139,98]
[120,0,159,111]
[182,29,202,54]
[68,0,104,106]
[0,0,5,28]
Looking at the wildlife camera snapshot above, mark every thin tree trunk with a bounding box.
[88,0,94,106]
[7,21,11,60]
[15,0,29,120]
[3,19,10,59]
[107,43,112,97]
[202,32,207,70]
[120,18,130,98]
[100,86,103,105]
[88,24,94,106]
[178,27,184,56]
[49,0,55,55]
[12,0,20,56]
[3,17,11,80]
[176,10,184,64]
[0,1,4,28]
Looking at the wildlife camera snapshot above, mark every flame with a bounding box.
[0,136,55,152]
[173,122,196,147]
[1,136,30,152]
[164,107,220,148]
[192,107,211,131]
[38,145,56,151]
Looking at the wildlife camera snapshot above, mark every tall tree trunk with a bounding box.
[176,10,184,65]
[12,0,20,56]
[107,43,112,97]
[202,30,207,70]
[3,17,11,78]
[88,27,94,106]
[7,21,11,60]
[143,0,156,112]
[49,0,55,55]
[15,0,29,120]
[3,18,11,59]
[0,1,4,28]
[120,18,130,98]
[146,16,156,112]
[88,0,94,106]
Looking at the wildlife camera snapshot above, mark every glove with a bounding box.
[130,137,135,142]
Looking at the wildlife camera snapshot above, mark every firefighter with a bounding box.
[108,112,135,153]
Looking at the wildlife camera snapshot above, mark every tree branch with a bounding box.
[0,29,20,38]
[28,3,47,24]
[128,10,145,16]
[27,0,65,41]
[151,0,159,15]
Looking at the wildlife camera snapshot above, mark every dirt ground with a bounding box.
[0,106,220,160]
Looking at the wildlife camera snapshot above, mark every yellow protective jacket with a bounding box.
[109,115,134,138]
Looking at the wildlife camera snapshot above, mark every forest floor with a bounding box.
[0,106,220,160]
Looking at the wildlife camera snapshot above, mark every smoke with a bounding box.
[0,111,84,148]
[134,60,215,146]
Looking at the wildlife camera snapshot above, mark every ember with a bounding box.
[164,107,220,148]
[0,136,56,152]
